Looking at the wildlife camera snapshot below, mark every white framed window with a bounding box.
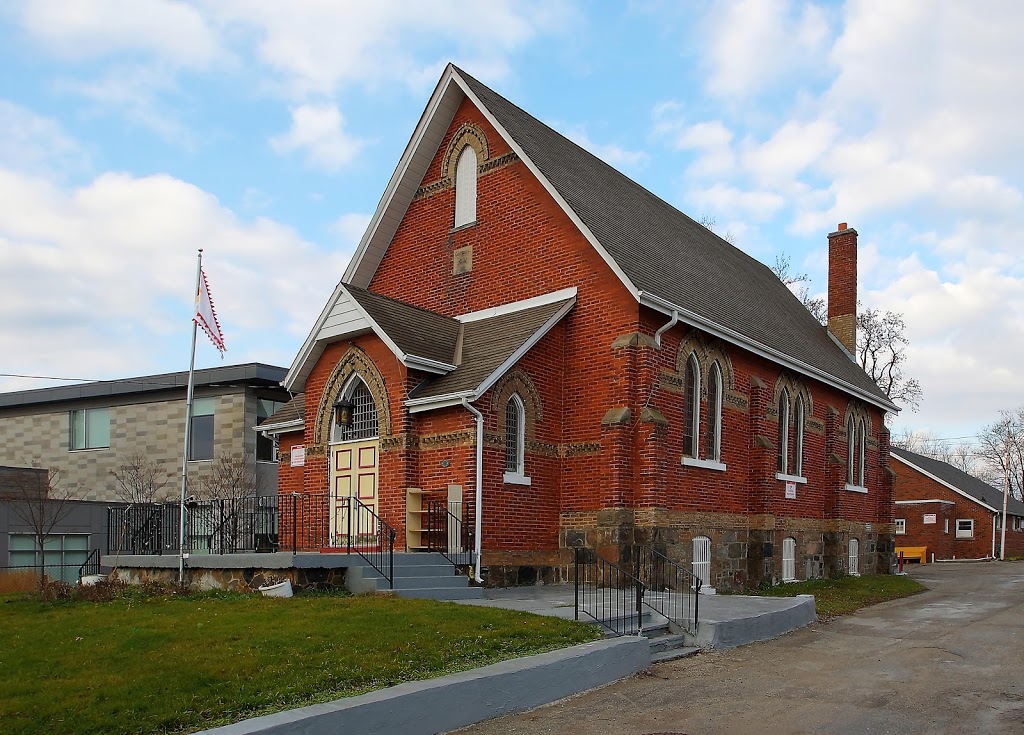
[70,407,110,450]
[955,519,974,539]
[846,416,856,485]
[782,537,796,582]
[683,353,701,458]
[895,518,906,535]
[857,419,867,486]
[848,538,860,576]
[692,536,711,589]
[705,362,723,462]
[503,393,530,485]
[777,389,790,474]
[944,518,949,534]
[454,145,477,227]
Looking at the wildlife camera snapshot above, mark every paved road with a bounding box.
[455,562,1024,735]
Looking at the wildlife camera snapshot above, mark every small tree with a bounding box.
[110,452,171,504]
[201,452,261,501]
[771,254,827,324]
[0,465,77,585]
[977,409,1024,503]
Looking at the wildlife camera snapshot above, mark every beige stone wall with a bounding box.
[0,388,255,502]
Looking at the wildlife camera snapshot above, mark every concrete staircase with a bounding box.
[345,552,483,600]
[583,607,701,662]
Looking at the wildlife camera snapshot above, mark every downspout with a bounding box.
[462,398,484,583]
[992,513,996,559]
[653,309,679,348]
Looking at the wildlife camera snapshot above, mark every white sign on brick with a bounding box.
[923,513,936,524]
[291,444,305,467]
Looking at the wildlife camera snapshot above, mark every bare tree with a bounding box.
[201,452,261,501]
[698,213,736,245]
[977,409,1024,503]
[110,452,171,504]
[0,465,78,584]
[771,254,828,325]
[856,307,922,411]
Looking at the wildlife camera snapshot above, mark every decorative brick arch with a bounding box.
[843,400,873,435]
[675,330,736,394]
[772,372,814,418]
[313,346,392,448]
[489,369,543,441]
[441,123,489,181]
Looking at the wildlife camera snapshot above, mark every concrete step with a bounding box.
[647,633,691,654]
[649,646,701,664]
[388,564,463,578]
[392,575,472,590]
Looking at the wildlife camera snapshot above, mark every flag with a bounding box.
[194,268,227,355]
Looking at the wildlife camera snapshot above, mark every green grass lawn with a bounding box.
[745,574,926,617]
[0,589,600,735]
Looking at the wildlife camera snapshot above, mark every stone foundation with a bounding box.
[114,566,347,592]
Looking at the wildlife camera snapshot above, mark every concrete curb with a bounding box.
[194,636,650,735]
[695,595,817,649]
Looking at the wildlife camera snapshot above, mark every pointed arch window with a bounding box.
[777,389,790,474]
[683,353,701,458]
[793,395,805,478]
[503,393,531,485]
[454,145,477,227]
[857,419,867,487]
[331,377,378,443]
[846,416,856,485]
[705,362,723,462]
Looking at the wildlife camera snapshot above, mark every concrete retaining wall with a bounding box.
[197,637,650,735]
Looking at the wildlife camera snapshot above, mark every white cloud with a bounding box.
[686,183,785,221]
[0,168,350,391]
[563,127,648,170]
[19,0,223,68]
[0,101,89,175]
[270,104,367,172]
[703,0,830,97]
[742,119,837,185]
[331,213,372,247]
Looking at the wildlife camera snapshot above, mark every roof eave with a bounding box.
[256,419,304,436]
[406,391,476,413]
[638,291,899,414]
[890,453,1000,513]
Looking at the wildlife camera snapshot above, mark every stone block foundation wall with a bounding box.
[115,565,346,592]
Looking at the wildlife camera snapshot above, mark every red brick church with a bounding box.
[261,65,899,590]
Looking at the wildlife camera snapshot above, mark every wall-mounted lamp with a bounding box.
[334,399,355,429]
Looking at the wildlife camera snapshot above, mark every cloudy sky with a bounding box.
[1,0,1021,446]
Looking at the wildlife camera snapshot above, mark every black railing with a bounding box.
[573,547,645,636]
[108,504,176,555]
[78,549,101,581]
[634,545,700,635]
[344,497,396,588]
[425,499,474,569]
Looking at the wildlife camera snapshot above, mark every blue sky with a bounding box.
[1,0,1022,448]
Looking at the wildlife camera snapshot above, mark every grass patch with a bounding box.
[745,574,926,618]
[0,589,600,735]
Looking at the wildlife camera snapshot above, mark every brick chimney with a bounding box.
[827,222,857,355]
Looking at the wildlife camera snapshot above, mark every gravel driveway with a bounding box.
[454,562,1024,735]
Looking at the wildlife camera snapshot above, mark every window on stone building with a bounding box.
[793,395,805,477]
[503,393,530,485]
[683,353,701,458]
[777,389,790,474]
[70,407,110,450]
[692,536,711,589]
[188,397,216,461]
[782,537,796,581]
[895,518,906,535]
[454,145,477,227]
[956,518,974,539]
[705,362,722,462]
[255,398,285,462]
[849,538,860,576]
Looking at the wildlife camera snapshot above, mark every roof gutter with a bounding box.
[638,290,899,413]
[461,397,484,584]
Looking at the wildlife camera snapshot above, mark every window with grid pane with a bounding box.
[505,394,525,474]
[705,362,722,462]
[777,389,790,474]
[332,379,378,443]
[683,353,700,458]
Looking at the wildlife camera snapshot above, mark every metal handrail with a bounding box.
[78,548,101,581]
[346,497,397,589]
[573,547,645,636]
[634,545,701,635]
[425,499,474,570]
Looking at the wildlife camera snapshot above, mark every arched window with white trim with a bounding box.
[777,389,790,474]
[857,419,867,487]
[782,537,796,582]
[454,145,477,227]
[331,377,378,443]
[793,395,805,477]
[846,416,856,485]
[705,361,722,462]
[683,353,701,458]
[503,393,530,485]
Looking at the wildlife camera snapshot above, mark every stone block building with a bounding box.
[262,65,900,590]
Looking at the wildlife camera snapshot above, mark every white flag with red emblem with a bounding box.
[194,268,226,355]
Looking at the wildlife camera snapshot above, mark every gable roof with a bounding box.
[407,289,576,410]
[891,447,1024,517]
[285,284,460,390]
[256,393,305,435]
[333,64,896,413]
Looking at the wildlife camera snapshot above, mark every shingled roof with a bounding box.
[346,285,461,366]
[257,393,305,434]
[892,447,1024,516]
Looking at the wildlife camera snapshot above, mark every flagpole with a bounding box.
[179,249,203,584]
